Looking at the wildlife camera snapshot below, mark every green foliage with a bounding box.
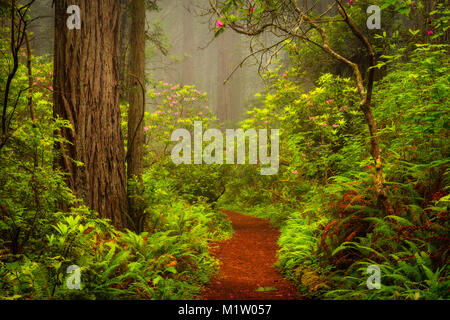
[0,29,232,300]
[131,82,230,205]
[220,42,449,300]
[0,202,231,299]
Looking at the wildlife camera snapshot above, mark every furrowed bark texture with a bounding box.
[53,0,128,228]
[127,0,145,231]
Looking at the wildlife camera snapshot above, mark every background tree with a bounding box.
[1,0,35,152]
[127,0,146,232]
[53,0,128,228]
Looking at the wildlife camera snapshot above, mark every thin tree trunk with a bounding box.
[335,1,394,215]
[53,0,128,228]
[290,0,394,214]
[127,0,145,231]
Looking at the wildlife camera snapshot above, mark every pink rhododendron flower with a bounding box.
[216,20,224,28]
[307,101,312,106]
[144,126,149,131]
[22,52,27,57]
[205,106,209,109]
[301,153,306,157]
[333,124,339,128]
[36,77,41,82]
[264,120,269,124]
[48,86,53,90]
[184,98,189,101]
[282,73,287,78]
[250,7,254,13]
[348,0,353,4]
[163,82,169,86]
[321,123,327,127]
[50,72,53,75]
[309,116,316,121]
[427,30,433,35]
[175,112,179,116]
[292,170,298,175]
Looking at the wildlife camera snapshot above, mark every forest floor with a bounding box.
[199,209,300,300]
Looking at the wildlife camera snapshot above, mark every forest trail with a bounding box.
[200,209,300,300]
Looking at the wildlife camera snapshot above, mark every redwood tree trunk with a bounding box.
[127,0,145,231]
[53,0,128,228]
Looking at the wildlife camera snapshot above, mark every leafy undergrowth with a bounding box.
[0,201,232,300]
[0,54,232,300]
[221,44,450,300]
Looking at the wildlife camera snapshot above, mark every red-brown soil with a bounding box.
[199,209,300,300]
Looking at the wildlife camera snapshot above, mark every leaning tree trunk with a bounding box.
[53,0,128,228]
[127,0,145,232]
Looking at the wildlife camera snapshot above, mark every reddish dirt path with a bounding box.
[200,209,300,300]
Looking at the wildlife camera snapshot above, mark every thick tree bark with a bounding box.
[127,0,145,231]
[53,0,128,228]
